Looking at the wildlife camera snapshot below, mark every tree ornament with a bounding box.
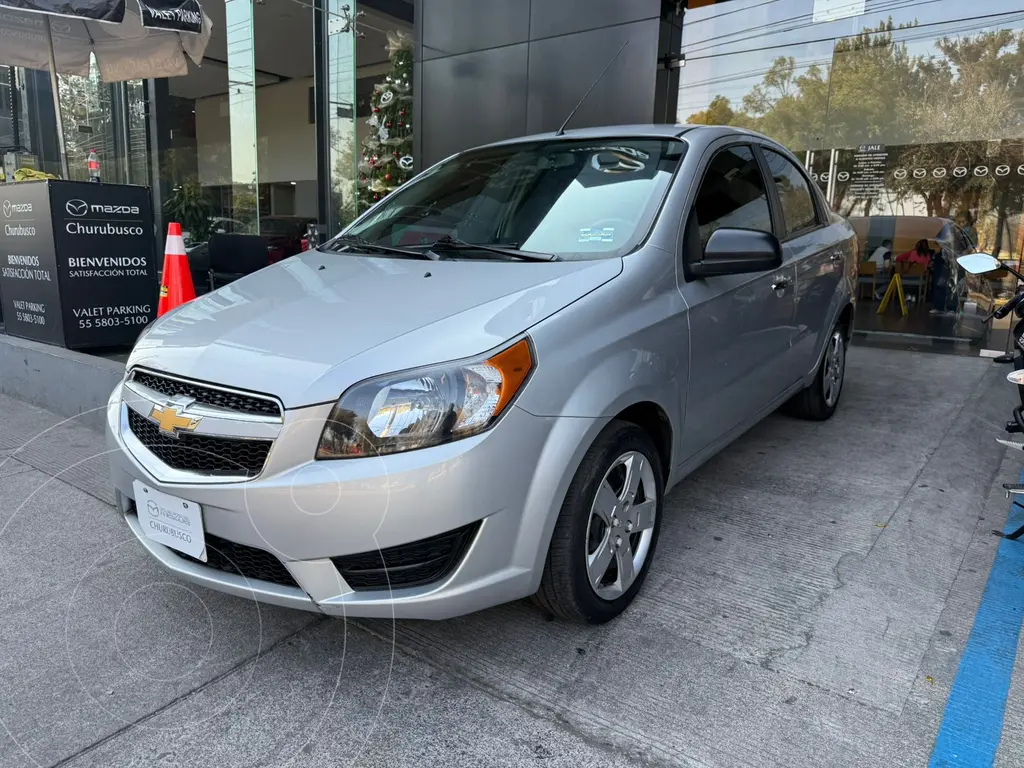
[378,126,390,141]
[400,109,406,116]
[385,173,391,181]
[373,107,379,113]
[367,114,379,127]
[379,90,394,107]
[398,155,414,171]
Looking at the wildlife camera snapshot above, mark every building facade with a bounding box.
[2,0,1023,347]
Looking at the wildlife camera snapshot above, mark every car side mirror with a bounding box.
[690,228,783,278]
[957,252,1001,275]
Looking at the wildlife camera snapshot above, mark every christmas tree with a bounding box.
[358,31,414,209]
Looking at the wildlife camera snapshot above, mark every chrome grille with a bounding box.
[130,370,282,418]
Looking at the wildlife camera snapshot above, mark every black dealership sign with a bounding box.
[0,180,158,349]
[137,0,202,32]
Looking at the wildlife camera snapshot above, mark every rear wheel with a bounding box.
[784,325,846,420]
[532,421,664,624]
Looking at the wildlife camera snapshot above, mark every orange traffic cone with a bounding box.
[157,222,196,317]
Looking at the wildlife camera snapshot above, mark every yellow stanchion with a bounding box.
[877,271,908,317]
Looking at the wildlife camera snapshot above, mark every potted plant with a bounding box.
[164,181,213,245]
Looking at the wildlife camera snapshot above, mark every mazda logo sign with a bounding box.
[66,199,88,217]
[2,201,10,218]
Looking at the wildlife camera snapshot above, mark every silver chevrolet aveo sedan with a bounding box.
[107,125,856,624]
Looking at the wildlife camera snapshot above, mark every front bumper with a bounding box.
[106,381,599,620]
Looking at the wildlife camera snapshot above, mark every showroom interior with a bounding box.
[675,0,1024,351]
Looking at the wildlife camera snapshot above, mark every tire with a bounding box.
[532,420,664,624]
[784,324,847,421]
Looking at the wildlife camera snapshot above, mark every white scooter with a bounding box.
[957,253,1024,539]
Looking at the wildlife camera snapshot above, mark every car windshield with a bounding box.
[339,138,686,261]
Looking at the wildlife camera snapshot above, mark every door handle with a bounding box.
[771,276,790,291]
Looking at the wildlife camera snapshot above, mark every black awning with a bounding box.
[0,0,203,33]
[0,0,126,23]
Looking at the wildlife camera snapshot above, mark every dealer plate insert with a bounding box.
[133,480,207,562]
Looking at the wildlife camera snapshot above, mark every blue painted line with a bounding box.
[930,469,1024,767]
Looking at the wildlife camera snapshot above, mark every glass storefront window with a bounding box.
[0,0,408,308]
[56,63,149,186]
[2,63,146,186]
[677,0,1024,348]
[225,0,259,231]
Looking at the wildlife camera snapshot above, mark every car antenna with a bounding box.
[554,40,629,137]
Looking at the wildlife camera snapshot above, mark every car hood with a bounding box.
[128,251,621,407]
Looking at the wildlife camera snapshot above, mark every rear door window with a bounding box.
[762,148,819,237]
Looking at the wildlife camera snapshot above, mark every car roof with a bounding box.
[472,124,774,153]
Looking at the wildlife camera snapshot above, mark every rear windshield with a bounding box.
[343,138,686,260]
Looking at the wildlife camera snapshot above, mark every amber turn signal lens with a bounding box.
[488,338,533,417]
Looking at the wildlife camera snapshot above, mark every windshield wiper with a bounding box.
[424,236,560,262]
[323,234,442,261]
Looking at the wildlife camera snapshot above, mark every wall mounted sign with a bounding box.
[848,143,888,198]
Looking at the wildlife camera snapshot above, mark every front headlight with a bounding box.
[315,338,534,459]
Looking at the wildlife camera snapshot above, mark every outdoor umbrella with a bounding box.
[0,0,212,178]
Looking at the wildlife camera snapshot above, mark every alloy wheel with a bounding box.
[584,451,657,601]
[822,329,845,407]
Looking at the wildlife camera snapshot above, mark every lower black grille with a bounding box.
[127,409,271,477]
[331,521,481,591]
[180,532,300,589]
[127,503,300,589]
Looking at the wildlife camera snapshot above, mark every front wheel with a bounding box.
[783,325,846,420]
[532,421,664,624]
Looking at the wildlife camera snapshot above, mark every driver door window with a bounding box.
[690,145,773,260]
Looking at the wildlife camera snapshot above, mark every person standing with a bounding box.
[927,244,954,316]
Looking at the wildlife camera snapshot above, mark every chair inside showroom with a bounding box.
[208,234,271,290]
[896,261,929,306]
[858,262,877,299]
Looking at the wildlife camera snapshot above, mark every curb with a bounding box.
[0,333,125,432]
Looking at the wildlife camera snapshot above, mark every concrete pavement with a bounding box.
[0,345,1023,767]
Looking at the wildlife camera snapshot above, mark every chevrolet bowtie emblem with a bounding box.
[149,404,202,436]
